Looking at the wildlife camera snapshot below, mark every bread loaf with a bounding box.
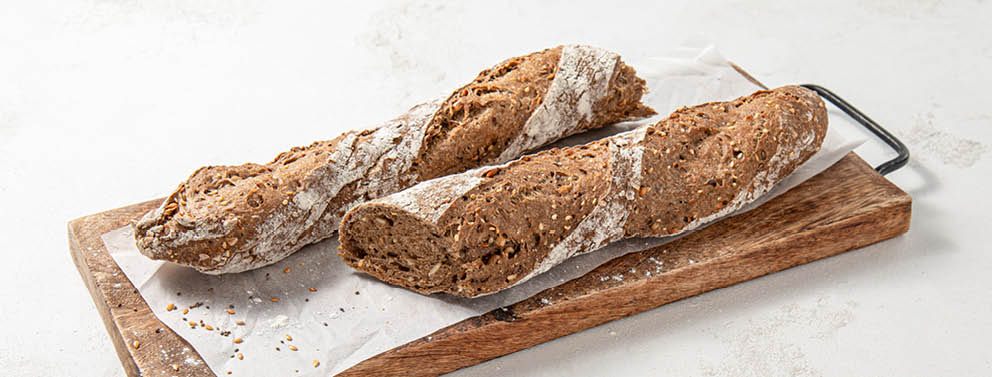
[133,45,654,274]
[338,86,828,297]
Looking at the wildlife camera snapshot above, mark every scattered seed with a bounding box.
[308,287,317,292]
[132,340,140,350]
[313,360,320,368]
[285,334,293,341]
[172,364,179,371]
[271,297,279,303]
[236,321,245,326]
[226,309,236,315]
[288,345,298,351]
[283,268,290,273]
[237,353,243,360]
[204,325,214,331]
[233,338,243,344]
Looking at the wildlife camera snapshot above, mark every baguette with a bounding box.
[133,45,654,274]
[338,86,828,297]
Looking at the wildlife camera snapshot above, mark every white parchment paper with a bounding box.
[102,45,865,376]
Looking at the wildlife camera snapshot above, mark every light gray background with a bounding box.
[1,1,988,376]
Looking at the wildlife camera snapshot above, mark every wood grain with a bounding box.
[69,199,215,377]
[69,153,911,377]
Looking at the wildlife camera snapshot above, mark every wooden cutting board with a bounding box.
[68,153,911,376]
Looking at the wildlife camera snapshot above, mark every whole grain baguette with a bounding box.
[338,86,828,297]
[133,45,654,274]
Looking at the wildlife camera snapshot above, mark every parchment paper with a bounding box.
[102,45,866,376]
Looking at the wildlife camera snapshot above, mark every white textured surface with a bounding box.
[2,1,990,376]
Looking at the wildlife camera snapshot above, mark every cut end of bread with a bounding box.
[340,199,542,298]
[609,60,657,120]
[339,204,454,295]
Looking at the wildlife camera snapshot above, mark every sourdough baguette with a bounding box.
[338,86,828,297]
[133,45,654,274]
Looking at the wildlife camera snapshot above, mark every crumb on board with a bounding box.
[270,315,289,328]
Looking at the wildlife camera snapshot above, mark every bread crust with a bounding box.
[133,45,653,274]
[338,86,828,297]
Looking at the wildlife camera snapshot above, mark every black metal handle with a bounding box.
[800,84,909,175]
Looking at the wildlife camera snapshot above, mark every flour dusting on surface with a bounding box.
[497,45,619,162]
[374,166,489,223]
[902,112,988,168]
[519,127,647,284]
